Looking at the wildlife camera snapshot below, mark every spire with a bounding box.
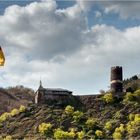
[39,80,43,89]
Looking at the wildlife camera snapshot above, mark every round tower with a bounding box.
[111,66,123,92]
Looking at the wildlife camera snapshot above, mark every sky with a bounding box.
[0,0,140,95]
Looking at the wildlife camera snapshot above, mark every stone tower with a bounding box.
[111,66,123,92]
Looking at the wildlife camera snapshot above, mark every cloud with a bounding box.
[0,0,140,94]
[76,0,140,19]
[0,0,87,61]
[104,1,140,19]
[76,0,95,12]
[95,11,102,18]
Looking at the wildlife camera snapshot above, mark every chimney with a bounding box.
[111,66,123,92]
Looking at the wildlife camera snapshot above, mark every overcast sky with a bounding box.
[0,0,140,94]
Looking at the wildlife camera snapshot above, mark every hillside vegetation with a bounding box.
[0,89,140,139]
[0,76,140,139]
[124,75,140,92]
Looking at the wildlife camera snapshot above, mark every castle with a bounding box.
[35,66,123,104]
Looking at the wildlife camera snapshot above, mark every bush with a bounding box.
[117,124,125,133]
[77,131,85,139]
[123,92,135,103]
[10,109,19,117]
[126,122,135,135]
[134,89,140,97]
[19,105,26,113]
[65,105,74,115]
[54,128,76,139]
[126,116,140,136]
[0,112,11,122]
[95,130,103,138]
[0,106,26,123]
[134,114,140,123]
[73,111,83,122]
[68,128,76,139]
[113,131,122,139]
[114,111,123,119]
[113,124,125,139]
[127,114,140,134]
[38,123,53,136]
[85,118,98,129]
[104,121,112,131]
[102,93,114,103]
[129,114,135,121]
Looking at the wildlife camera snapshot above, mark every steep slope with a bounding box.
[6,85,34,103]
[0,91,140,139]
[0,88,19,114]
[0,86,34,114]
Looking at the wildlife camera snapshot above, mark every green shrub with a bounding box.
[10,109,19,117]
[73,111,83,122]
[19,105,26,113]
[0,106,25,123]
[68,128,76,139]
[134,89,140,97]
[127,114,140,132]
[38,123,53,137]
[123,92,135,103]
[134,114,140,123]
[77,131,85,139]
[95,130,103,138]
[128,114,135,121]
[54,128,76,139]
[126,116,140,136]
[113,131,122,139]
[0,112,11,122]
[104,121,112,131]
[85,118,98,129]
[65,105,74,115]
[102,93,114,103]
[116,124,125,133]
[113,123,125,139]
[126,122,135,135]
[114,111,123,119]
